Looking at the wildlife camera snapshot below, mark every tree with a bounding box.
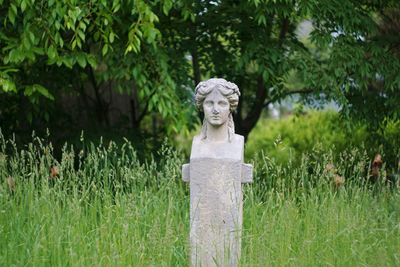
[0,0,189,134]
[160,0,400,140]
[1,0,399,144]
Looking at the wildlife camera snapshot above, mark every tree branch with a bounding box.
[136,89,157,124]
[279,18,289,45]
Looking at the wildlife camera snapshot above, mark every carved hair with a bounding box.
[194,78,240,141]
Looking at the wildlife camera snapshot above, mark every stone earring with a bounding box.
[228,113,234,142]
[201,117,207,140]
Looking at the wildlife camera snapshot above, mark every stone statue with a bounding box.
[182,78,253,267]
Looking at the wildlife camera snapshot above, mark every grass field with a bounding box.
[1,136,399,266]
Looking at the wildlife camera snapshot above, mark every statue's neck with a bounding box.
[206,122,229,142]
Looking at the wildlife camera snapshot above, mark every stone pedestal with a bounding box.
[182,135,252,267]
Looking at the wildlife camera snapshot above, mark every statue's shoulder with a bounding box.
[232,134,244,145]
[232,134,244,157]
[192,134,202,144]
[190,135,204,159]
[190,134,244,160]
[191,135,203,151]
[233,134,244,141]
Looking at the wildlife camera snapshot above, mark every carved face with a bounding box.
[203,88,231,127]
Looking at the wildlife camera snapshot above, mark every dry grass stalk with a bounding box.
[370,153,383,182]
[325,163,345,188]
[6,176,15,192]
[333,174,345,188]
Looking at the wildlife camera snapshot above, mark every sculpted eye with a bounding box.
[204,101,213,107]
[218,101,228,107]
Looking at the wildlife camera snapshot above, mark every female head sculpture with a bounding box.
[194,78,240,142]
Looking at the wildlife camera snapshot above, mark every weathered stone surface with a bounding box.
[189,158,242,267]
[241,163,253,183]
[182,163,190,182]
[182,78,253,267]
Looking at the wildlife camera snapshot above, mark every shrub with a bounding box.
[246,110,368,165]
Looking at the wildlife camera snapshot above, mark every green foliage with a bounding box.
[296,5,400,131]
[383,119,400,151]
[161,0,400,138]
[0,71,17,93]
[246,110,368,164]
[1,0,399,143]
[381,118,400,168]
[0,0,189,134]
[1,0,162,64]
[0,133,399,266]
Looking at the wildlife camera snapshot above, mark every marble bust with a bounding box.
[182,78,253,267]
[191,78,243,160]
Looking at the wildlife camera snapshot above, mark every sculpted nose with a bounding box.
[212,105,219,114]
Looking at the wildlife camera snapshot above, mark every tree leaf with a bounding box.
[33,84,55,100]
[109,32,115,43]
[0,77,17,93]
[21,0,27,12]
[47,45,57,59]
[77,53,87,68]
[87,54,97,68]
[102,44,108,56]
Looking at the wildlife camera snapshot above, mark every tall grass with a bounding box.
[0,134,399,266]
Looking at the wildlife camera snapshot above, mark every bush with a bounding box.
[246,110,368,165]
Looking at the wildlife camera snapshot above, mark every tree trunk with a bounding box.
[130,83,141,129]
[234,76,268,141]
[191,23,201,87]
[87,66,109,127]
[192,47,201,87]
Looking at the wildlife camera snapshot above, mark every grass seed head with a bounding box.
[370,153,383,179]
[49,166,59,179]
[325,163,336,174]
[6,176,15,192]
[333,174,345,188]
